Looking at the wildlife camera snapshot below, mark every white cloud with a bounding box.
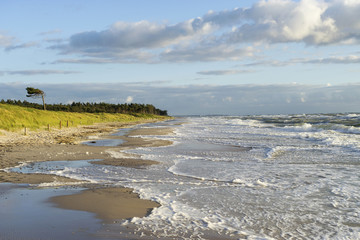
[223,96,233,102]
[224,0,359,45]
[49,0,360,63]
[0,33,15,47]
[52,49,157,64]
[67,19,213,51]
[161,44,254,62]
[243,55,360,67]
[197,69,254,75]
[39,29,62,36]
[0,70,80,76]
[305,55,360,64]
[125,96,134,103]
[5,41,39,52]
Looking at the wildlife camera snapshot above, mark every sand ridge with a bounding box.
[50,187,161,223]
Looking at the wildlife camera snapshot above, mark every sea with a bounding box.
[9,114,360,239]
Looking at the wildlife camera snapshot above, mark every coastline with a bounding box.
[0,120,173,184]
[0,119,174,236]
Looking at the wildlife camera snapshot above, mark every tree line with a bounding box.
[1,99,168,116]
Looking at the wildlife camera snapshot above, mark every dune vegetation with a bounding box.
[0,103,169,132]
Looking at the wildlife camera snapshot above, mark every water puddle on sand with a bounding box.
[82,139,125,147]
[0,183,103,240]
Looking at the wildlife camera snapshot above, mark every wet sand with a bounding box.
[0,122,173,184]
[50,187,161,223]
[0,120,174,237]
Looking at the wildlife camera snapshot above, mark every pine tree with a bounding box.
[26,87,46,110]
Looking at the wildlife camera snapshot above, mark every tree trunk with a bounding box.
[42,94,46,110]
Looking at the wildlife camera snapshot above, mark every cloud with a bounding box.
[243,55,360,67]
[50,18,216,63]
[52,49,157,64]
[0,33,15,47]
[161,44,254,62]
[304,55,360,64]
[244,60,296,67]
[242,54,360,67]
[1,82,359,115]
[0,70,80,76]
[125,96,134,103]
[52,44,254,64]
[69,20,212,50]
[197,69,254,75]
[44,38,66,45]
[39,29,62,36]
[49,0,360,64]
[53,19,214,62]
[5,42,39,52]
[223,0,360,45]
[222,96,233,102]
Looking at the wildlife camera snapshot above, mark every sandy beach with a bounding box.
[0,120,174,236]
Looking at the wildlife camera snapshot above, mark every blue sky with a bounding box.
[1,0,360,115]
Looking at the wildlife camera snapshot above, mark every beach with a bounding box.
[1,114,359,239]
[0,121,173,184]
[0,120,174,239]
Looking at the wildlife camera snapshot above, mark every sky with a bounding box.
[0,0,360,115]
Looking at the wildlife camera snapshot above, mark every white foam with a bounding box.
[36,180,88,188]
[3,161,32,173]
[7,115,360,239]
[85,135,100,140]
[265,146,284,159]
[105,150,138,159]
[231,179,243,184]
[284,123,314,132]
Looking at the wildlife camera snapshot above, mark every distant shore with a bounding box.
[0,120,174,224]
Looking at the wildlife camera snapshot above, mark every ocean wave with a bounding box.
[36,180,87,188]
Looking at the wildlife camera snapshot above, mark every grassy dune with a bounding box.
[0,104,168,132]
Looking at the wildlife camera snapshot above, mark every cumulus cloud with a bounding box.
[68,20,212,50]
[51,18,216,63]
[220,0,360,45]
[50,0,360,63]
[227,0,338,45]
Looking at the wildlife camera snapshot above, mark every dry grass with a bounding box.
[0,104,168,132]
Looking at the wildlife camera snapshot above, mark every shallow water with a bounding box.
[9,115,360,239]
[0,184,102,240]
[82,138,125,147]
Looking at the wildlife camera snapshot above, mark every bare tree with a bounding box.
[26,87,46,110]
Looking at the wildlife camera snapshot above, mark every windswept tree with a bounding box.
[26,87,46,110]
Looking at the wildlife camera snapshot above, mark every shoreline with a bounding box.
[49,187,161,224]
[0,119,174,227]
[0,120,173,184]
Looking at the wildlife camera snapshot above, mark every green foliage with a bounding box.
[26,87,46,110]
[0,103,168,132]
[2,99,168,116]
[26,87,45,97]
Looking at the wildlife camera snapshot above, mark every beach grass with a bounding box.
[0,103,168,132]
